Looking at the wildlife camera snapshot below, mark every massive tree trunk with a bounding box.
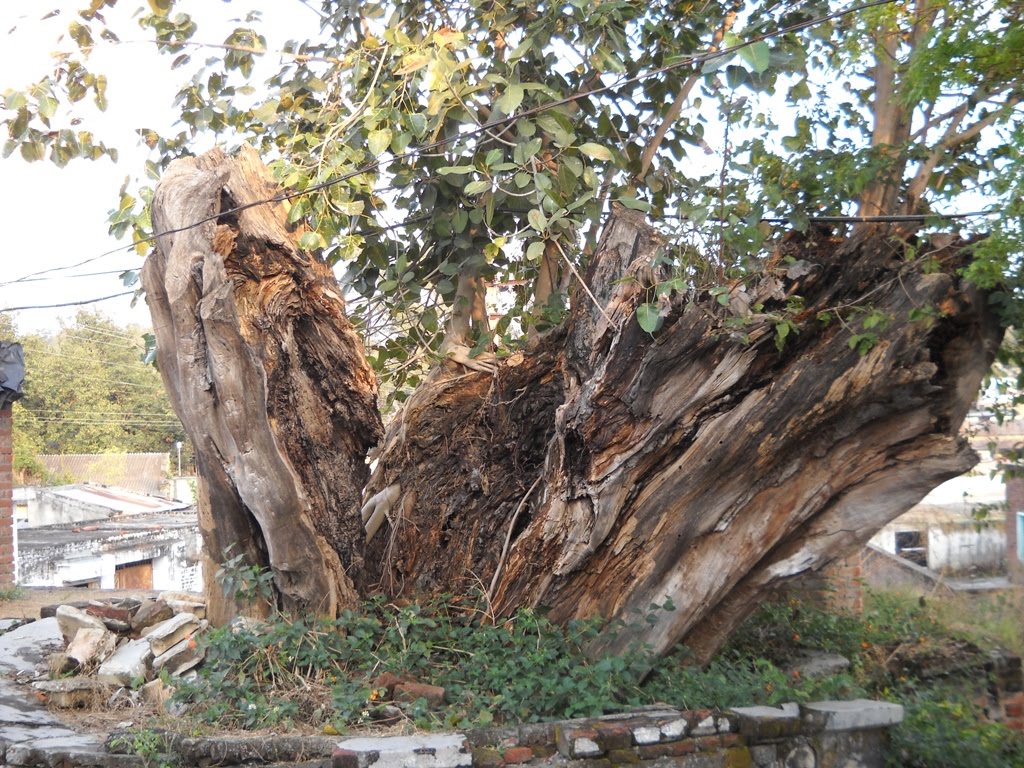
[144,146,1002,660]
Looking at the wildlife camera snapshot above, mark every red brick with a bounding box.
[594,723,632,750]
[1005,697,1024,719]
[503,746,534,764]
[637,740,698,759]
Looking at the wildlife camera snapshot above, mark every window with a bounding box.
[895,530,927,567]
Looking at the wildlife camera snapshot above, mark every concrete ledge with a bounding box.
[333,733,471,768]
[800,699,904,732]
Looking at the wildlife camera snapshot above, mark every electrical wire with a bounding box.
[1,0,902,290]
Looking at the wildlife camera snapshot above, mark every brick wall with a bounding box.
[0,405,13,585]
[1007,478,1023,585]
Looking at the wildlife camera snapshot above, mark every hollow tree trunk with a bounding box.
[142,145,382,623]
[145,146,1001,661]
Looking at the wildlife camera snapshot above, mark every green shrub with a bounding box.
[890,691,1024,768]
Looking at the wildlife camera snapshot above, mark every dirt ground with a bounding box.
[0,587,164,621]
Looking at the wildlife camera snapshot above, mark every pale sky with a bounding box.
[0,1,321,335]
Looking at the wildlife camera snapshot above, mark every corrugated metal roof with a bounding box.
[38,453,170,496]
[43,484,190,516]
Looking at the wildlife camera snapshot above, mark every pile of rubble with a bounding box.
[31,591,207,711]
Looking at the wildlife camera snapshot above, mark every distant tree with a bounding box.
[11,311,187,481]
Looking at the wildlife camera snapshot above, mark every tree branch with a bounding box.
[636,3,740,183]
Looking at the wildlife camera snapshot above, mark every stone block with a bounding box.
[786,651,851,680]
[145,613,200,656]
[158,591,207,619]
[800,699,904,732]
[0,617,63,676]
[691,713,718,736]
[660,717,689,741]
[131,599,174,633]
[55,605,107,642]
[152,632,206,676]
[85,600,135,625]
[40,601,90,619]
[97,638,153,686]
[631,724,661,745]
[730,703,802,741]
[65,626,117,669]
[32,678,111,709]
[334,733,471,767]
[555,725,603,759]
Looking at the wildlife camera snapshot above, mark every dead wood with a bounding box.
[145,147,1001,661]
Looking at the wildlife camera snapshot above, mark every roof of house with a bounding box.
[17,509,198,550]
[37,484,190,516]
[38,453,170,496]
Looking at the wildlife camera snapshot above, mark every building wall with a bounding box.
[927,522,1005,573]
[871,515,1006,575]
[19,531,203,592]
[0,405,13,585]
[1007,478,1024,584]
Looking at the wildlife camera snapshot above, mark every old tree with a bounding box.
[4,0,1023,660]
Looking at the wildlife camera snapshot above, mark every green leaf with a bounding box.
[497,84,525,115]
[37,95,58,120]
[636,303,662,334]
[578,142,613,162]
[739,41,770,74]
[725,65,748,89]
[4,92,27,111]
[616,195,650,212]
[298,231,324,251]
[367,128,392,157]
[525,241,546,262]
[464,179,490,195]
[437,165,475,175]
[147,0,172,17]
[527,209,547,232]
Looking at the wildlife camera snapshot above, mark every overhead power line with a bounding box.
[0,291,135,313]
[1,0,902,293]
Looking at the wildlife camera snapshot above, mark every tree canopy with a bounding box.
[3,0,1022,403]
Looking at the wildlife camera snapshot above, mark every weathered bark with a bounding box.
[142,145,382,622]
[145,146,1001,662]
[365,211,1001,661]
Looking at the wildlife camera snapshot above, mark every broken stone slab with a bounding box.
[55,606,107,643]
[144,613,200,657]
[157,591,206,620]
[5,733,145,767]
[130,600,173,633]
[0,618,63,675]
[84,601,136,626]
[40,601,90,619]
[786,651,851,679]
[32,679,111,709]
[97,639,153,686]
[800,699,904,732]
[65,627,117,670]
[0,619,26,634]
[334,733,471,768]
[152,626,207,676]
